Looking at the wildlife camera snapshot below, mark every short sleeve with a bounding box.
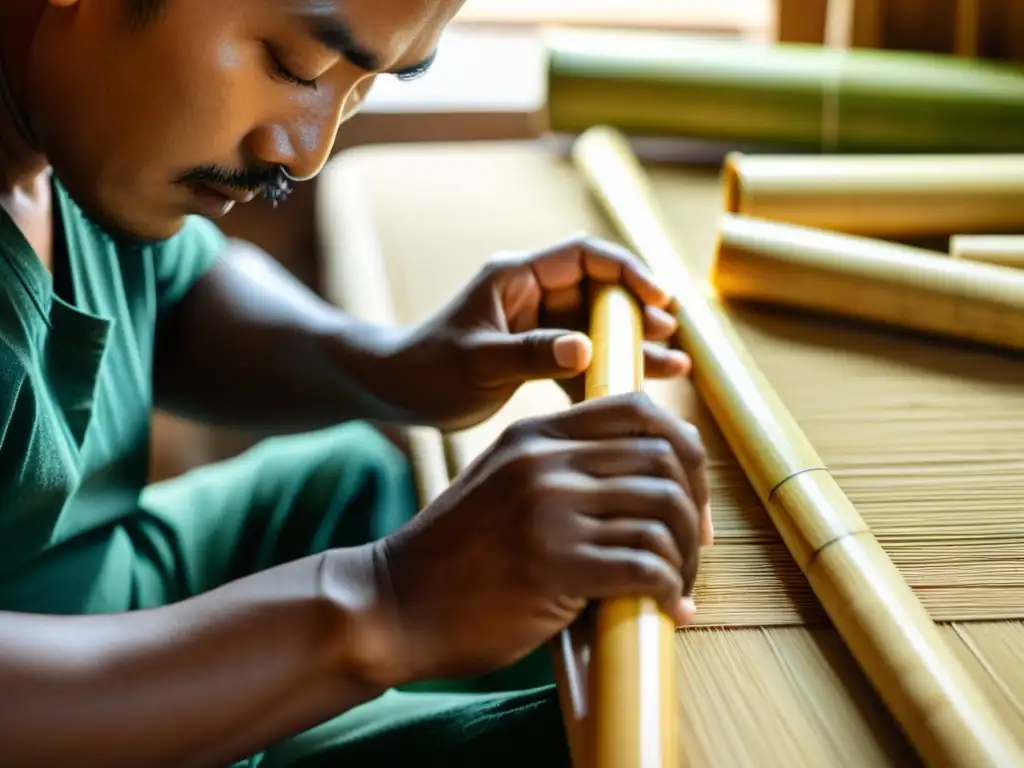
[152,215,226,312]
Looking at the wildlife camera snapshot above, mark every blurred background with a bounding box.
[149,0,1024,482]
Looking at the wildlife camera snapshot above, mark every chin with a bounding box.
[66,183,189,247]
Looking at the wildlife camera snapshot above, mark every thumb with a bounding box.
[469,329,593,387]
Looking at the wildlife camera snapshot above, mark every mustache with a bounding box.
[174,164,294,206]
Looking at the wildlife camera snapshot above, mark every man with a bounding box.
[0,0,712,765]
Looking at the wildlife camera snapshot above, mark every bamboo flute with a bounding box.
[555,284,679,768]
[722,153,1024,237]
[544,29,1024,153]
[712,214,1024,352]
[950,235,1024,269]
[571,125,1024,767]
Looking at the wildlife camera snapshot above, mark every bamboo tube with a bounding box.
[572,125,1024,767]
[544,29,1024,153]
[712,214,1024,352]
[722,153,1024,237]
[950,235,1024,269]
[571,284,679,768]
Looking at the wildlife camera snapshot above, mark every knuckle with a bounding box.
[499,443,545,487]
[498,418,538,449]
[682,422,707,462]
[635,521,672,554]
[568,231,597,251]
[482,250,520,277]
[658,480,689,512]
[619,390,656,420]
[644,438,677,474]
[624,553,661,586]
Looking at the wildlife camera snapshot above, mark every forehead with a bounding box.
[286,0,461,64]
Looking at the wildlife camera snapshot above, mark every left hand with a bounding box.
[385,234,692,431]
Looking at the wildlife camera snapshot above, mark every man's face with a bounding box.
[25,0,460,241]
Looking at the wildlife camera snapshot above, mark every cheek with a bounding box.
[33,35,260,193]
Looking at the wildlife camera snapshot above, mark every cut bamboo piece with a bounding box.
[572,125,1024,767]
[722,153,1024,237]
[712,215,1024,353]
[544,29,1024,153]
[578,284,679,768]
[950,235,1024,269]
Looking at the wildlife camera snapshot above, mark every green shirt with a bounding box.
[0,178,223,611]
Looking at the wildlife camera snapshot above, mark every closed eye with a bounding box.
[392,52,437,82]
[265,44,318,89]
[394,65,430,82]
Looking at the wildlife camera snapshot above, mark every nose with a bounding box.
[246,76,375,182]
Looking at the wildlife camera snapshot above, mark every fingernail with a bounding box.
[677,597,697,626]
[553,334,583,368]
[671,350,691,372]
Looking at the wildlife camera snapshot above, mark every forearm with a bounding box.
[154,239,416,433]
[0,546,400,767]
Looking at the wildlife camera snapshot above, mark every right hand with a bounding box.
[375,391,712,685]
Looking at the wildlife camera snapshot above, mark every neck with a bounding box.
[0,2,49,197]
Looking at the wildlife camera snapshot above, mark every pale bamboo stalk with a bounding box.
[950,235,1024,269]
[713,215,1024,352]
[575,284,679,768]
[572,125,1024,767]
[722,153,1024,237]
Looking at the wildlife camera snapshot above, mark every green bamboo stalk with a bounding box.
[545,30,1024,152]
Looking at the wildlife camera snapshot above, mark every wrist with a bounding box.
[320,317,418,424]
[317,543,412,693]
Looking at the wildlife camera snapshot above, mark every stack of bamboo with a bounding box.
[535,2,1024,761]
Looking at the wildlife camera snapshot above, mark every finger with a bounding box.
[643,344,692,379]
[584,476,701,597]
[562,544,692,626]
[544,393,714,546]
[467,328,594,386]
[523,235,673,310]
[643,305,678,342]
[543,285,585,317]
[566,436,689,491]
[585,518,684,573]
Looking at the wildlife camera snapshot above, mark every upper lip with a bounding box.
[195,181,258,204]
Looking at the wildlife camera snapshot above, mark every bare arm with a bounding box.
[0,545,401,768]
[153,238,412,434]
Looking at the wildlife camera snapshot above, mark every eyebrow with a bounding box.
[295,4,438,78]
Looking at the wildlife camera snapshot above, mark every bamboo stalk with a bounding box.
[712,214,1024,352]
[950,235,1024,269]
[566,284,679,768]
[544,29,1024,152]
[571,125,1024,767]
[722,153,1024,237]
